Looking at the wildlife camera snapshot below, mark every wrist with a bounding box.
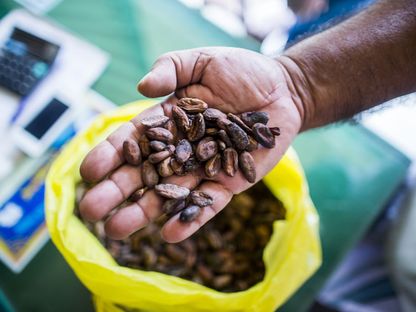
[275,55,318,131]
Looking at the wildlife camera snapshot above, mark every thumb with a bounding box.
[137,49,212,98]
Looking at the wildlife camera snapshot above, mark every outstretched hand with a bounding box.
[79,47,303,243]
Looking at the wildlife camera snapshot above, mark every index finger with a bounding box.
[80,103,166,183]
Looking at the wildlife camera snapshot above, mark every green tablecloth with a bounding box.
[0,0,410,311]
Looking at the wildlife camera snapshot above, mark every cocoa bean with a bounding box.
[129,187,147,202]
[190,190,213,207]
[179,205,201,222]
[227,113,252,135]
[162,198,186,216]
[155,184,190,199]
[175,139,192,164]
[142,160,159,187]
[157,157,174,177]
[240,111,269,127]
[123,138,142,165]
[226,122,249,150]
[146,127,173,143]
[205,153,221,178]
[196,137,218,161]
[172,106,190,133]
[252,123,275,148]
[140,115,169,127]
[222,148,238,177]
[138,135,151,158]
[177,98,208,113]
[149,140,166,152]
[239,151,256,183]
[170,158,185,176]
[203,108,227,121]
[187,113,205,142]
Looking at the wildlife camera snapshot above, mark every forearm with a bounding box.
[279,0,416,130]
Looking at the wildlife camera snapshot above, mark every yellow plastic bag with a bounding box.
[46,100,321,312]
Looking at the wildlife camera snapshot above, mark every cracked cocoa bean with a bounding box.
[170,158,185,176]
[157,157,174,177]
[222,148,238,177]
[252,123,275,148]
[205,153,221,178]
[187,113,205,142]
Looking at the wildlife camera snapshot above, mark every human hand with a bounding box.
[79,47,304,243]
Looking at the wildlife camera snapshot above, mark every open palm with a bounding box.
[79,47,303,243]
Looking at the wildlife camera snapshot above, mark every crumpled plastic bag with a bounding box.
[45,100,321,312]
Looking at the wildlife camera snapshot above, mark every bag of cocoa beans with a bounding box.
[45,101,321,312]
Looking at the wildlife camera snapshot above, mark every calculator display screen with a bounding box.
[24,99,68,139]
[11,27,60,63]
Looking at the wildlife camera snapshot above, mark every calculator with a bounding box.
[0,27,60,96]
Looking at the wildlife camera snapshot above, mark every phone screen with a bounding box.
[24,99,68,139]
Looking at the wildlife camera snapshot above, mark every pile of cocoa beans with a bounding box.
[121,98,280,222]
[75,181,286,292]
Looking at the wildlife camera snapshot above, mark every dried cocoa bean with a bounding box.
[205,128,219,136]
[148,149,173,164]
[149,140,166,152]
[196,137,218,161]
[145,127,173,143]
[164,120,179,142]
[190,190,213,207]
[205,153,221,178]
[184,156,200,173]
[269,127,280,136]
[129,187,147,202]
[162,198,186,216]
[175,139,192,164]
[155,184,190,199]
[142,160,159,187]
[177,98,208,113]
[239,151,256,183]
[140,115,169,127]
[187,113,205,142]
[123,138,142,165]
[227,113,252,135]
[172,106,190,133]
[240,111,269,127]
[179,205,201,222]
[157,157,174,177]
[217,140,226,151]
[138,135,151,158]
[218,130,233,147]
[222,148,238,177]
[170,158,185,176]
[245,135,258,152]
[252,123,275,148]
[226,122,249,150]
[203,108,227,121]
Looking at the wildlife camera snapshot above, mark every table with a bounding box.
[0,0,410,311]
